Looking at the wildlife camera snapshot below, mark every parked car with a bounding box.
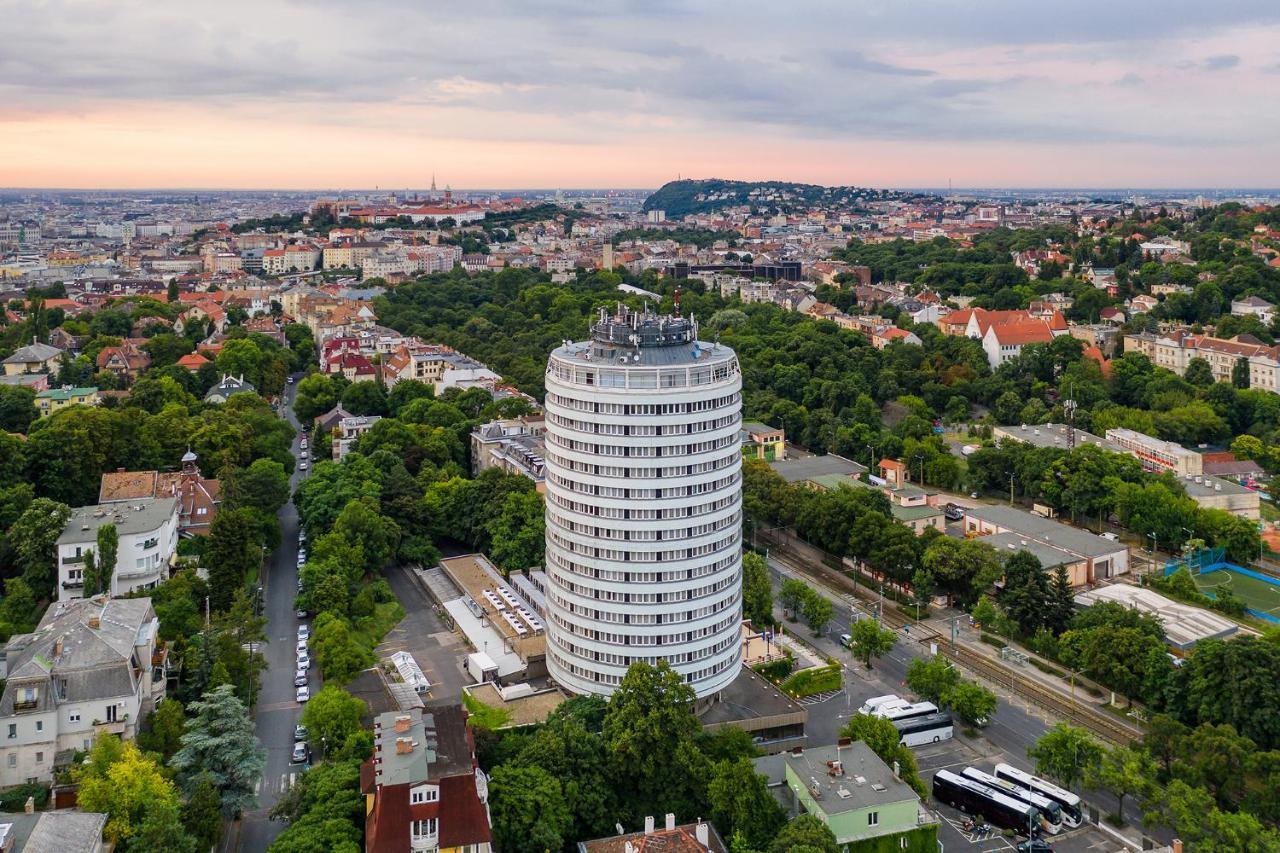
[296,639,308,654]
[297,653,311,670]
[299,461,308,471]
[1016,840,1053,853]
[297,624,310,640]
[943,503,965,522]
[291,742,309,763]
[294,724,308,741]
[294,673,308,688]
[839,633,852,648]
[295,608,308,619]
[296,686,310,703]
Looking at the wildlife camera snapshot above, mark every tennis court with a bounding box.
[1194,564,1280,622]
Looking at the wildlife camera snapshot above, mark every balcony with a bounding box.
[61,554,85,566]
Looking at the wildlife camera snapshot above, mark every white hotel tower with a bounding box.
[543,305,744,698]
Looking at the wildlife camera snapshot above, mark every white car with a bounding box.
[296,686,310,703]
[297,624,310,640]
[296,639,308,654]
[299,461,308,471]
[297,653,311,670]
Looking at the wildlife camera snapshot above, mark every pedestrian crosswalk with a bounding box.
[255,772,300,796]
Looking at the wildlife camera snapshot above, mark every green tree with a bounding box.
[340,380,388,417]
[268,759,364,853]
[945,681,997,727]
[1232,356,1251,389]
[1090,744,1156,821]
[488,765,573,853]
[779,579,809,619]
[1046,564,1076,634]
[1027,723,1103,790]
[223,458,291,515]
[1185,357,1214,387]
[603,661,706,822]
[484,490,545,572]
[128,800,195,853]
[770,814,839,853]
[741,551,774,628]
[76,735,184,848]
[708,758,786,851]
[0,578,38,637]
[292,373,339,423]
[333,498,398,575]
[88,522,118,596]
[906,655,960,704]
[801,588,834,634]
[1000,550,1051,635]
[205,508,262,611]
[310,613,374,683]
[170,683,267,818]
[9,498,72,598]
[512,710,618,842]
[301,685,366,759]
[848,617,896,669]
[137,697,186,760]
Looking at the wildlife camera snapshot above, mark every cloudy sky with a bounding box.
[2,0,1279,189]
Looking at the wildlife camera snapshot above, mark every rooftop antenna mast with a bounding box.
[1064,392,1078,449]
[673,286,682,317]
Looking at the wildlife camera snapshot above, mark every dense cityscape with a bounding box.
[5,3,1280,853]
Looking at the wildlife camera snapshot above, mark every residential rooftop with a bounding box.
[769,454,867,484]
[55,497,178,546]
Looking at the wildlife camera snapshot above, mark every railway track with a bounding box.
[764,539,1141,745]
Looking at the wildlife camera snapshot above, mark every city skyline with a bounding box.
[4,1,1280,189]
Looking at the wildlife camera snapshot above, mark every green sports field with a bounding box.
[1195,567,1280,619]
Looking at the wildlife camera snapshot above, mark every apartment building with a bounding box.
[362,706,492,853]
[98,451,221,537]
[0,597,166,786]
[55,498,179,600]
[471,417,547,491]
[1104,428,1203,476]
[333,415,383,462]
[543,306,743,698]
[34,386,99,416]
[1124,331,1280,392]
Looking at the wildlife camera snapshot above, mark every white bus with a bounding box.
[893,711,953,747]
[993,763,1083,829]
[961,767,1063,835]
[875,701,939,722]
[858,694,905,715]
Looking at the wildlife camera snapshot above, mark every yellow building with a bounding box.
[35,386,99,416]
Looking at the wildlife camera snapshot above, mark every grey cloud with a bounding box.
[0,0,1275,149]
[1204,54,1241,70]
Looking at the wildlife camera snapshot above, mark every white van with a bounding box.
[858,694,904,715]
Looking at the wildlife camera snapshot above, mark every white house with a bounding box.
[55,498,179,601]
[0,597,166,786]
[1231,296,1276,325]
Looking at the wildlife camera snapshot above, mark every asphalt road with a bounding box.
[240,379,319,851]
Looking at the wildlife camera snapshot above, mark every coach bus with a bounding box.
[933,769,1041,836]
[875,701,940,722]
[993,763,1083,828]
[961,767,1063,834]
[892,711,953,747]
[858,694,906,715]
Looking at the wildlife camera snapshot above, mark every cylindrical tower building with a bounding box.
[543,304,743,698]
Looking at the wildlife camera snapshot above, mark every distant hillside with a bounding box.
[642,178,932,218]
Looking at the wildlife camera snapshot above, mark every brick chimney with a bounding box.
[394,714,412,733]
[395,737,414,754]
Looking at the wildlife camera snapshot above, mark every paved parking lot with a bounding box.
[909,739,1124,852]
[376,564,467,704]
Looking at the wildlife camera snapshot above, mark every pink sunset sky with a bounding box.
[3,0,1279,189]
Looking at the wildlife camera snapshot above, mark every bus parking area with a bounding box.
[899,737,1123,852]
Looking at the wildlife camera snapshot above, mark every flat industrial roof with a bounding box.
[770,454,867,483]
[1074,584,1237,650]
[964,504,1125,559]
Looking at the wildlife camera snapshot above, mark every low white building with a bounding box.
[0,597,166,786]
[1231,296,1276,325]
[332,415,383,461]
[55,498,179,601]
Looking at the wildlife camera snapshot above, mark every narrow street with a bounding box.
[240,379,319,851]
